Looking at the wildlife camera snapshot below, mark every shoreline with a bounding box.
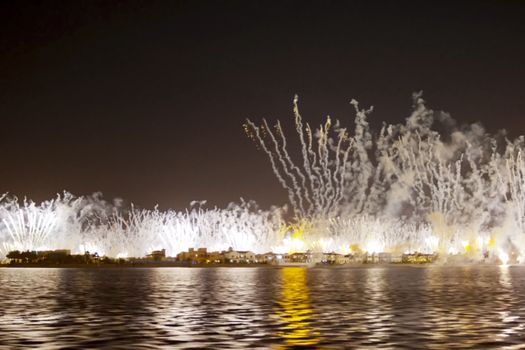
[0,262,514,269]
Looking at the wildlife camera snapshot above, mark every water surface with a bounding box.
[1,266,525,349]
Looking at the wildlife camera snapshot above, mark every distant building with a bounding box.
[176,248,209,264]
[268,251,316,266]
[223,247,256,263]
[147,249,166,261]
[363,252,394,264]
[402,253,437,264]
[207,251,224,263]
[256,252,276,264]
[321,252,344,264]
[288,252,314,263]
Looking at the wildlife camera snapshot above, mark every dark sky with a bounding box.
[1,0,524,209]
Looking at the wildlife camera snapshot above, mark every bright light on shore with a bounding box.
[364,240,383,254]
[497,250,509,265]
[476,237,484,250]
[448,246,458,255]
[273,236,306,254]
[461,240,471,253]
[116,252,128,259]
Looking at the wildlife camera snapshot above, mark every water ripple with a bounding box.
[1,266,525,349]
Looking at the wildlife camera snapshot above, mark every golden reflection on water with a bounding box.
[274,267,320,347]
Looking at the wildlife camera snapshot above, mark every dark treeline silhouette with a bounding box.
[4,250,123,266]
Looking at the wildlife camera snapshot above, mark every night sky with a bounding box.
[1,0,524,210]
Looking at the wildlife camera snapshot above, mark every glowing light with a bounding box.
[349,244,361,254]
[79,244,104,256]
[425,236,439,250]
[461,240,471,253]
[273,236,306,254]
[497,250,509,265]
[476,237,484,250]
[364,240,383,254]
[318,238,335,253]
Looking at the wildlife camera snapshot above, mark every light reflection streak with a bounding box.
[497,266,524,340]
[274,267,320,347]
[364,268,393,343]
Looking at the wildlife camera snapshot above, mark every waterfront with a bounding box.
[1,266,525,349]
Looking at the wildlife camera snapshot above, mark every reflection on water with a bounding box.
[274,267,319,347]
[1,266,525,348]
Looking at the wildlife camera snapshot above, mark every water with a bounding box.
[1,266,525,349]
